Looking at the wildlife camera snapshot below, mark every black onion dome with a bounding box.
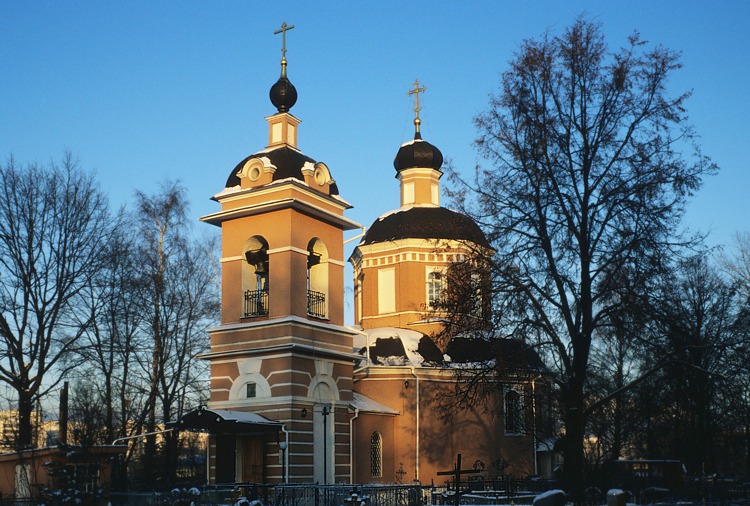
[393,132,444,173]
[269,75,297,112]
[225,146,339,195]
[362,206,489,248]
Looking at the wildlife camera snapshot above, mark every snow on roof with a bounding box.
[211,409,282,426]
[400,139,420,148]
[350,392,399,415]
[375,206,411,222]
[213,184,242,199]
[362,327,429,366]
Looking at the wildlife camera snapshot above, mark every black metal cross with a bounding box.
[437,453,482,506]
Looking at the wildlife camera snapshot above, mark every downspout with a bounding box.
[206,436,211,484]
[344,226,367,245]
[411,367,420,482]
[111,428,175,445]
[349,407,360,483]
[532,376,538,476]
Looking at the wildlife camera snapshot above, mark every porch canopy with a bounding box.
[169,407,283,436]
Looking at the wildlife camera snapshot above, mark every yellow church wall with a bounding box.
[353,238,475,333]
[352,413,396,483]
[354,368,537,485]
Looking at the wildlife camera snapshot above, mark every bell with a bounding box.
[245,249,269,268]
[307,251,322,269]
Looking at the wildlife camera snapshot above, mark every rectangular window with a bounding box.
[403,182,415,205]
[471,272,483,317]
[505,388,525,435]
[246,383,257,398]
[378,268,395,314]
[426,267,446,309]
[356,273,364,324]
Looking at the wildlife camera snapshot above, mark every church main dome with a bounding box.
[393,132,444,173]
[361,206,489,248]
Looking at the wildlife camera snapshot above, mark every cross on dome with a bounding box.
[274,22,295,61]
[407,80,427,135]
[269,22,298,112]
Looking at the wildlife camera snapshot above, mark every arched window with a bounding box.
[427,270,445,309]
[242,236,269,317]
[505,389,524,435]
[307,238,329,318]
[370,432,382,477]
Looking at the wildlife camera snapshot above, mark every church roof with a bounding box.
[361,206,489,248]
[169,407,282,435]
[224,146,340,195]
[444,336,548,373]
[350,392,399,415]
[355,327,547,374]
[355,327,445,367]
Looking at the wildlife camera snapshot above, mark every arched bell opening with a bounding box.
[242,236,270,317]
[306,238,329,319]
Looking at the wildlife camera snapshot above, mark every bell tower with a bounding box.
[200,23,360,484]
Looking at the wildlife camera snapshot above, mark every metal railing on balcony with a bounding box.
[244,289,268,317]
[307,289,326,318]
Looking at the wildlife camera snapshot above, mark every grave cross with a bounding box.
[437,453,482,506]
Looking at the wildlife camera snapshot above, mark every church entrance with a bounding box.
[215,435,236,483]
[240,437,266,483]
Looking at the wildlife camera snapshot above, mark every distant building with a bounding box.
[174,26,552,486]
[0,410,57,450]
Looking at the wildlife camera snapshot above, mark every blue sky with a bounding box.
[2,1,748,322]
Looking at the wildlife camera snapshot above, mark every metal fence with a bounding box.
[244,289,269,317]
[73,477,750,506]
[307,290,326,318]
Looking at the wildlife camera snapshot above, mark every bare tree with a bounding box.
[636,254,744,473]
[445,18,716,497]
[132,181,217,486]
[0,154,114,449]
[73,224,147,450]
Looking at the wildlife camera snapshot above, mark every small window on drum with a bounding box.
[246,382,257,398]
[427,270,445,309]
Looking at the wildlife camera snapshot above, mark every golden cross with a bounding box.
[274,22,295,59]
[407,80,427,120]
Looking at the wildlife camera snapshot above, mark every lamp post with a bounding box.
[279,441,288,483]
[322,403,332,484]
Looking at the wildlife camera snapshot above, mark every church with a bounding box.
[173,24,551,486]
